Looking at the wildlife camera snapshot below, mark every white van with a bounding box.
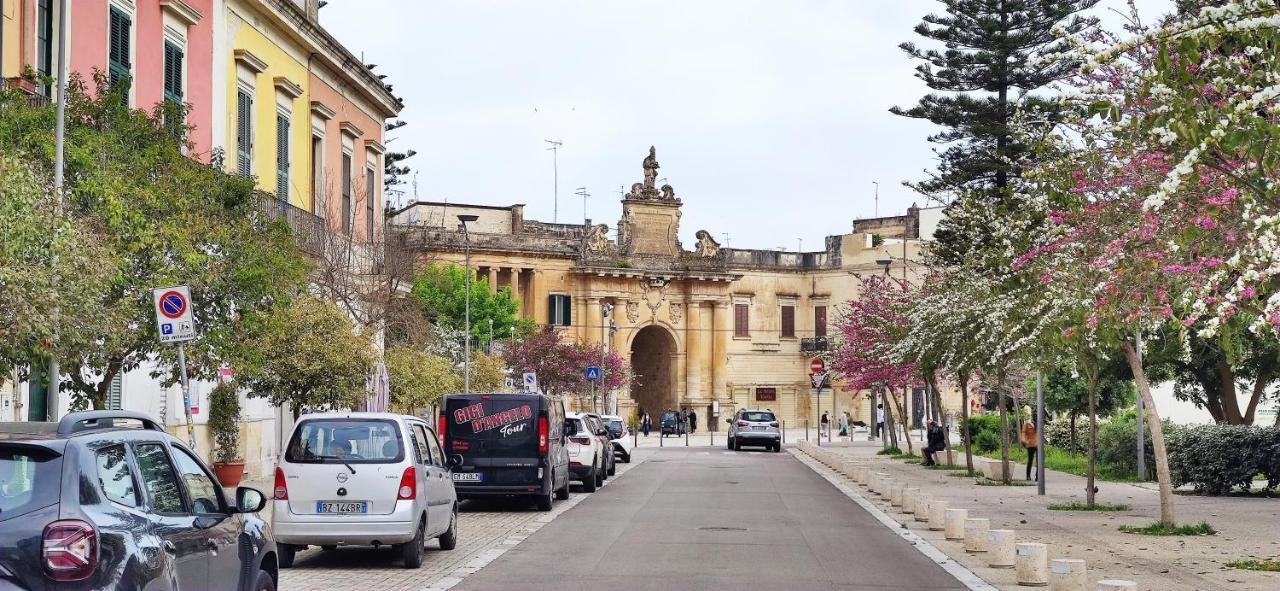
[272,412,458,569]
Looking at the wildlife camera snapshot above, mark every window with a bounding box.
[171,447,221,515]
[108,6,132,103]
[410,425,430,464]
[95,445,138,507]
[365,167,376,241]
[134,443,183,514]
[814,306,827,338]
[163,41,184,105]
[549,294,572,327]
[781,305,795,338]
[236,90,253,177]
[0,445,62,521]
[734,303,749,338]
[276,113,290,202]
[741,410,776,422]
[341,153,353,235]
[310,135,323,215]
[755,388,777,402]
[286,419,404,464]
[37,0,54,96]
[426,428,446,465]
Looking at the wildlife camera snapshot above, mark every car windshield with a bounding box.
[286,419,404,464]
[605,420,623,438]
[741,412,776,422]
[0,445,62,522]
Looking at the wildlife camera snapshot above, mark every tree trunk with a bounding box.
[884,390,899,450]
[890,387,914,454]
[1244,369,1271,425]
[1069,411,1078,452]
[1121,340,1176,526]
[1086,372,1098,508]
[927,371,953,465]
[1215,359,1244,424]
[998,369,1011,484]
[960,372,974,476]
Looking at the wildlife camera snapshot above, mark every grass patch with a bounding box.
[1228,560,1280,572]
[1047,501,1130,512]
[975,477,1035,486]
[1118,521,1216,536]
[963,446,1142,483]
[924,463,968,471]
[904,458,922,464]
[948,472,973,477]
[877,447,903,456]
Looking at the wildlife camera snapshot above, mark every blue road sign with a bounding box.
[585,365,602,382]
[161,323,174,335]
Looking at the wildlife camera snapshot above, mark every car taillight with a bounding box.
[274,467,288,500]
[439,415,447,441]
[398,466,416,500]
[570,436,592,446]
[538,416,549,454]
[737,421,749,427]
[770,422,780,428]
[43,520,96,582]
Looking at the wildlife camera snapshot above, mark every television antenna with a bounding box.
[545,139,563,223]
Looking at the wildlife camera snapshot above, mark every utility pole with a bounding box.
[47,0,69,421]
[488,318,494,355]
[458,215,479,394]
[575,187,589,225]
[873,181,880,218]
[545,139,562,223]
[1135,332,1146,480]
[1036,371,1045,495]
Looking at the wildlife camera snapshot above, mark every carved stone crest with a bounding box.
[694,230,721,258]
[641,277,669,319]
[668,302,684,325]
[626,301,640,324]
[584,224,610,253]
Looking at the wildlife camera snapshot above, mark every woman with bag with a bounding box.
[1019,420,1039,481]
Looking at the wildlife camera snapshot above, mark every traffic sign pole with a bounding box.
[177,342,196,450]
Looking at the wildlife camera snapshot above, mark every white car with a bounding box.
[602,414,634,463]
[565,412,607,492]
[272,412,459,569]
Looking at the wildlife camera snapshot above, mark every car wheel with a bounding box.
[277,543,296,569]
[583,465,598,492]
[438,506,459,551]
[536,481,554,511]
[622,451,631,464]
[727,437,735,450]
[254,569,277,591]
[401,519,426,569]
[607,456,617,476]
[773,443,781,453]
[555,474,571,500]
[595,462,606,487]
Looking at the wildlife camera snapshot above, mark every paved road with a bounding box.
[455,446,969,590]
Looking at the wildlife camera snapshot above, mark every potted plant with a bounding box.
[209,382,245,487]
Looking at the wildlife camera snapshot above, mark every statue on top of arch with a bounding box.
[625,146,679,202]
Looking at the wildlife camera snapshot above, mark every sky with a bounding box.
[322,0,1174,252]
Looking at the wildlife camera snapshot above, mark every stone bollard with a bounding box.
[873,473,891,495]
[1049,559,1087,591]
[841,461,860,477]
[914,494,932,522]
[944,508,969,540]
[868,474,881,494]
[1015,542,1049,587]
[855,466,870,485]
[890,482,906,507]
[963,518,990,553]
[1094,581,1136,591]
[902,488,920,514]
[988,529,1016,568]
[878,478,896,498]
[928,500,949,531]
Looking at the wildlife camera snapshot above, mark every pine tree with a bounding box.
[892,1,1098,209]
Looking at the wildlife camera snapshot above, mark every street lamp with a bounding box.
[875,258,892,275]
[488,318,494,355]
[600,302,615,414]
[458,214,479,394]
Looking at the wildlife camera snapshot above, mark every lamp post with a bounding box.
[458,214,479,394]
[601,302,614,415]
[488,318,494,355]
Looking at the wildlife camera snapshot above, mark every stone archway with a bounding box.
[630,325,678,418]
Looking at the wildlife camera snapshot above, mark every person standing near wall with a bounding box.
[1020,420,1039,481]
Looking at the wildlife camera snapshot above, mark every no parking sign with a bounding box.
[153,286,196,343]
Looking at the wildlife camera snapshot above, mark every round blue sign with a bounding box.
[160,291,187,319]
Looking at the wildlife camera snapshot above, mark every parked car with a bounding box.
[273,412,458,569]
[583,414,616,476]
[563,413,607,492]
[440,393,570,511]
[660,411,686,437]
[601,414,634,463]
[727,409,782,452]
[0,411,277,591]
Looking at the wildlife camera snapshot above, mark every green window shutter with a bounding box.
[276,114,290,201]
[236,90,252,178]
[108,7,131,104]
[106,373,124,411]
[342,154,352,235]
[163,41,183,103]
[366,168,375,240]
[548,296,557,325]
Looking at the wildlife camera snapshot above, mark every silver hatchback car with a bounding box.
[727,409,782,452]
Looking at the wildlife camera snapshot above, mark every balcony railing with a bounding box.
[263,198,326,257]
[800,337,829,353]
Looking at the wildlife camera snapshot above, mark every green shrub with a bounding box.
[974,430,1001,453]
[1259,426,1280,490]
[1044,415,1092,455]
[1094,416,1157,479]
[208,383,242,464]
[1167,424,1274,495]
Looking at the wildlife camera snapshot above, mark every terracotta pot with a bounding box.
[214,462,245,487]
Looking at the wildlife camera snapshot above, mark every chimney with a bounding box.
[304,0,320,22]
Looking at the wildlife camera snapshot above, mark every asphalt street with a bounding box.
[455,446,970,590]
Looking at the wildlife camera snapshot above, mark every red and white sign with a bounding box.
[218,367,234,384]
[809,358,825,375]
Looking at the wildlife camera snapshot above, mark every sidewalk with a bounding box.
[797,440,1279,591]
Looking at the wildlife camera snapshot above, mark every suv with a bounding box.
[727,409,782,452]
[0,411,277,591]
[441,393,570,511]
[564,413,607,492]
[273,412,458,569]
[583,413,616,476]
[601,415,634,463]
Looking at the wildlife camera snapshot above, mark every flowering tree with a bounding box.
[502,327,628,411]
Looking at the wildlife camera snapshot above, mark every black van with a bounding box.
[440,393,571,511]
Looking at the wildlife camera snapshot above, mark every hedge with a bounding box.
[1167,424,1280,495]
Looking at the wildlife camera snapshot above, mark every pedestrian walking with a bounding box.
[837,412,847,437]
[641,412,651,437]
[689,410,698,433]
[922,419,945,466]
[1020,420,1039,480]
[875,403,885,439]
[820,411,830,438]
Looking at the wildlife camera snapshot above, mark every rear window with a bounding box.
[605,420,623,438]
[446,398,538,455]
[741,412,776,422]
[565,418,585,436]
[286,419,404,464]
[0,445,62,522]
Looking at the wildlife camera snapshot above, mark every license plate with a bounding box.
[752,426,768,431]
[452,472,483,482]
[316,501,368,514]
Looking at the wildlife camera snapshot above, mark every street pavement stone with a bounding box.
[270,454,647,591]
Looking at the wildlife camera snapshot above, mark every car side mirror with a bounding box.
[725,418,733,425]
[235,486,266,513]
[448,454,463,468]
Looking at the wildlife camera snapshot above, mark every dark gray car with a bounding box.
[0,411,277,591]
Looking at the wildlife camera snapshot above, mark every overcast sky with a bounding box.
[323,0,1173,251]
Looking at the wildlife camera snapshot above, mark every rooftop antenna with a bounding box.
[872,181,880,218]
[721,233,731,248]
[575,186,590,225]
[412,171,419,202]
[797,238,803,253]
[618,185,625,199]
[545,139,563,223]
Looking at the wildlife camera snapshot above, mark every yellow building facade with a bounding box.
[392,148,960,431]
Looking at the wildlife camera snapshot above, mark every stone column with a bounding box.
[585,297,602,346]
[711,301,730,400]
[509,268,522,318]
[530,270,546,325]
[685,301,705,403]
[487,267,499,294]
